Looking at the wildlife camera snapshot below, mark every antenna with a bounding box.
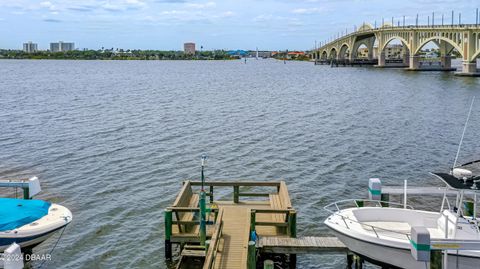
[453,97,475,169]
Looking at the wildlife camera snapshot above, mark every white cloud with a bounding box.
[185,1,216,9]
[292,7,324,14]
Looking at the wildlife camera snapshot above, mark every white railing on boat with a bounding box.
[324,199,415,241]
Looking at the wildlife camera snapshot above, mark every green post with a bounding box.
[463,200,474,217]
[430,250,442,269]
[381,193,389,207]
[264,260,274,269]
[164,209,173,259]
[200,191,207,246]
[288,210,297,238]
[23,188,30,200]
[234,186,239,203]
[205,240,211,255]
[247,241,256,269]
[250,210,256,232]
[209,185,214,204]
[355,200,364,207]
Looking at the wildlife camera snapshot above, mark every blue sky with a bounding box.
[0,0,477,50]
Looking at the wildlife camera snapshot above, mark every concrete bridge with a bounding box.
[312,23,480,76]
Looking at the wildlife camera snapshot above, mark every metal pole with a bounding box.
[459,13,462,25]
[477,8,479,25]
[382,17,384,26]
[428,15,430,27]
[404,180,407,209]
[403,16,405,27]
[442,14,444,26]
[453,97,475,169]
[391,16,394,28]
[416,14,418,27]
[452,10,454,26]
[432,12,435,26]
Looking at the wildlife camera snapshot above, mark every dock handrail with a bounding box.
[203,208,225,269]
[188,180,286,204]
[324,199,415,241]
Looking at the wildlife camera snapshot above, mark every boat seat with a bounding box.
[437,210,458,238]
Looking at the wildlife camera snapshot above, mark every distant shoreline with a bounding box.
[0,50,233,61]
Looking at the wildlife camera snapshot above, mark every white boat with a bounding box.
[324,160,480,269]
[0,177,72,252]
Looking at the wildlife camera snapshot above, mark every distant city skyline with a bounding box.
[0,0,478,51]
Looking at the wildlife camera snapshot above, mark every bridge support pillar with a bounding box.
[440,56,452,69]
[409,56,421,70]
[402,52,410,65]
[377,52,385,67]
[462,61,477,73]
[455,61,480,76]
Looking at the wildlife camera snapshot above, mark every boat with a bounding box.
[324,161,480,269]
[0,177,72,252]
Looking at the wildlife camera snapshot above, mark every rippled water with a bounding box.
[1,59,480,268]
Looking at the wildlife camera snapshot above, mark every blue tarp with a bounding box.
[0,198,51,231]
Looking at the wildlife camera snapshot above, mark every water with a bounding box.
[1,59,480,268]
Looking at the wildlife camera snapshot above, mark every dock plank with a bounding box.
[259,236,347,254]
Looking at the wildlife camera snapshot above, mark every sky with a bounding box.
[0,0,478,51]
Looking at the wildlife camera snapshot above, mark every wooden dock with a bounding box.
[164,180,350,269]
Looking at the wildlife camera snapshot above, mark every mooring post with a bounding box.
[290,253,297,269]
[23,187,30,200]
[205,240,211,255]
[430,250,442,269]
[347,253,354,268]
[164,209,173,260]
[247,241,256,269]
[209,185,214,203]
[264,260,274,269]
[380,193,389,207]
[288,210,297,238]
[354,255,363,269]
[234,186,239,203]
[250,210,256,232]
[200,191,207,246]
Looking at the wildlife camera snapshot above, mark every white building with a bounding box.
[23,41,38,53]
[50,41,75,52]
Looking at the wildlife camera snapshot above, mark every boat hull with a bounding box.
[0,224,66,252]
[332,230,480,269]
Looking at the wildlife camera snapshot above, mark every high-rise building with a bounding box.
[50,41,75,52]
[184,42,196,55]
[23,41,38,53]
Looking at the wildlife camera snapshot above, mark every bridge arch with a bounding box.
[471,50,480,62]
[338,43,350,59]
[329,47,337,59]
[414,36,463,58]
[380,36,410,53]
[321,50,328,60]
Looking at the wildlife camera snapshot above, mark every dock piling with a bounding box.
[250,210,256,232]
[263,260,274,269]
[200,191,207,245]
[164,209,173,259]
[247,241,256,269]
[233,186,239,203]
[288,210,297,238]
